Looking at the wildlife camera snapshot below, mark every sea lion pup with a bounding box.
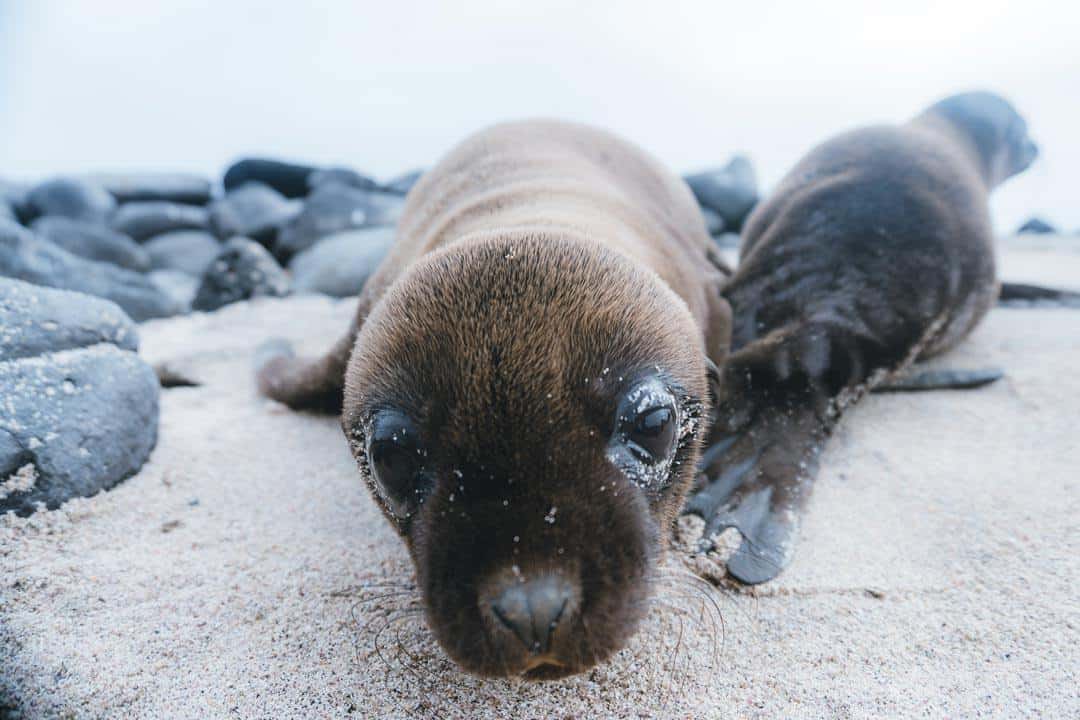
[685,91,1038,584]
[256,120,732,678]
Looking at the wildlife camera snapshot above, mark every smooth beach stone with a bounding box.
[0,344,159,516]
[380,168,424,196]
[86,172,213,205]
[192,237,291,311]
[110,201,210,242]
[148,269,198,313]
[25,177,117,224]
[307,167,379,192]
[143,230,222,276]
[0,220,178,321]
[1016,217,1056,235]
[208,182,300,244]
[684,155,759,231]
[289,226,395,297]
[0,277,138,362]
[223,157,315,199]
[31,216,150,272]
[700,206,726,237]
[274,183,405,260]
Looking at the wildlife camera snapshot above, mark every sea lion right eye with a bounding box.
[367,413,427,518]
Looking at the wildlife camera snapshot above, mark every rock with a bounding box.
[289,226,395,297]
[143,230,221,276]
[31,216,150,272]
[0,199,13,222]
[684,155,759,231]
[0,220,179,321]
[110,201,210,242]
[25,177,117,224]
[700,207,726,237]
[85,172,213,205]
[148,270,198,313]
[274,183,405,260]
[308,167,379,192]
[208,182,300,244]
[712,232,742,250]
[381,169,424,196]
[1016,217,1056,235]
[0,277,138,361]
[0,344,159,516]
[192,237,291,311]
[223,157,314,199]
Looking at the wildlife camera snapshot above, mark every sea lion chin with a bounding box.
[256,120,732,678]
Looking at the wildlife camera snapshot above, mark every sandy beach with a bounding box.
[1,237,1077,719]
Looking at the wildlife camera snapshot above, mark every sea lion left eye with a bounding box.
[367,413,425,517]
[625,406,676,463]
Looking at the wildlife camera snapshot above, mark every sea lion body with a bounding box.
[259,120,731,677]
[686,92,1038,584]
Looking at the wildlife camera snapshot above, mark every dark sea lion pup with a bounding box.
[256,121,733,678]
[685,91,1039,584]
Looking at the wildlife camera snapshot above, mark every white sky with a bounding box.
[1,0,1077,232]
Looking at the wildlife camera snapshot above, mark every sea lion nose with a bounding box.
[490,575,574,654]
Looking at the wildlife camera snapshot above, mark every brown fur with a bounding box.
[257,120,731,677]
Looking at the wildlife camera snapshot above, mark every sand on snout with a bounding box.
[1,239,1078,718]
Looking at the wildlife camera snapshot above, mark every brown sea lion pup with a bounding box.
[256,120,733,678]
[684,91,1039,584]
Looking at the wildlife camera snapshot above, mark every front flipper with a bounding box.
[873,366,1003,393]
[998,282,1080,308]
[255,323,358,414]
[685,403,826,584]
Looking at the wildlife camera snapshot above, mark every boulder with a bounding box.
[208,182,300,244]
[0,278,138,362]
[0,344,159,516]
[0,220,178,321]
[85,172,213,205]
[274,183,404,260]
[25,177,117,224]
[31,216,150,272]
[223,157,314,199]
[1016,217,1056,235]
[684,155,759,231]
[700,207,726,237]
[143,230,222,276]
[307,167,379,192]
[192,237,291,312]
[381,169,424,196]
[289,227,395,297]
[110,201,210,242]
[148,270,199,313]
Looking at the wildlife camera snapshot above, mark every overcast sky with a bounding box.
[1,0,1077,232]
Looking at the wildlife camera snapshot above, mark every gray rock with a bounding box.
[26,177,117,224]
[208,182,300,244]
[111,201,210,242]
[0,220,179,321]
[193,237,291,311]
[700,207,726,237]
[289,226,395,297]
[684,155,759,231]
[308,167,378,192]
[31,216,150,272]
[148,270,198,313]
[0,344,159,516]
[144,230,222,276]
[274,183,405,260]
[0,277,138,362]
[85,172,213,205]
[0,199,13,222]
[223,157,314,198]
[1016,217,1056,235]
[712,232,743,250]
[381,169,423,196]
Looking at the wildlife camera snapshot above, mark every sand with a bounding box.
[1,238,1078,719]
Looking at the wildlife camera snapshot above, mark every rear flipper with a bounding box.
[873,366,1003,393]
[998,282,1080,308]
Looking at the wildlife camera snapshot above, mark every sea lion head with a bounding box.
[923,91,1038,187]
[341,232,712,679]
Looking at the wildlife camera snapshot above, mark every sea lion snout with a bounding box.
[480,570,580,659]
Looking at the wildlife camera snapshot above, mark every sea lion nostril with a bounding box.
[491,576,573,654]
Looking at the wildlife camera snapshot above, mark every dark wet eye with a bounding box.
[626,406,676,464]
[367,413,426,518]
